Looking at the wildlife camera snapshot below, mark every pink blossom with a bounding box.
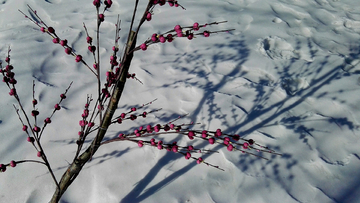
[233,134,240,141]
[227,144,234,151]
[121,113,126,118]
[37,151,42,157]
[60,94,66,99]
[88,122,94,127]
[188,145,194,151]
[118,133,124,138]
[93,63,98,69]
[117,118,122,124]
[248,139,254,145]
[22,125,28,131]
[138,140,144,147]
[208,138,215,144]
[40,27,45,32]
[197,157,203,164]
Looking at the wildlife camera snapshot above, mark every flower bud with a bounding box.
[75,55,82,62]
[60,39,67,46]
[140,43,147,51]
[48,27,55,34]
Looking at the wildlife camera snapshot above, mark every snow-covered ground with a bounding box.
[1,0,360,202]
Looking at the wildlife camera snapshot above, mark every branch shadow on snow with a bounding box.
[118,36,360,202]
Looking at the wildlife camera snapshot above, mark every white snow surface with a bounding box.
[1,0,360,202]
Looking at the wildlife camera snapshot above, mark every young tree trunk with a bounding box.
[49,31,137,203]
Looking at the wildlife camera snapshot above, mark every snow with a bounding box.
[1,0,360,202]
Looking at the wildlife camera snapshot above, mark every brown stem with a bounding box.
[49,31,137,203]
